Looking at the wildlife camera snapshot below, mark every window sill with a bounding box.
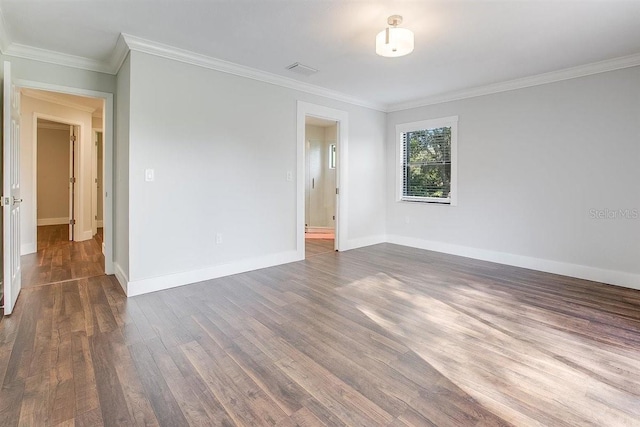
[398,198,453,205]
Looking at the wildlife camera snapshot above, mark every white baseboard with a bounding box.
[20,243,36,255]
[102,242,105,255]
[387,235,640,291]
[37,217,68,226]
[77,230,94,242]
[306,226,334,233]
[344,234,387,251]
[125,250,302,297]
[113,262,128,295]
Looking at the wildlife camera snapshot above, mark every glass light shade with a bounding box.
[376,27,414,57]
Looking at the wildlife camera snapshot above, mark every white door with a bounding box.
[3,61,22,315]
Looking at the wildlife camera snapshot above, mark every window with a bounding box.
[328,143,336,169]
[397,116,458,205]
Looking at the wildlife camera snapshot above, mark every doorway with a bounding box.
[35,118,75,233]
[18,87,110,288]
[305,117,337,258]
[296,101,349,260]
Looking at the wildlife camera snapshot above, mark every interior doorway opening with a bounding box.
[304,116,337,258]
[20,88,108,288]
[296,101,349,261]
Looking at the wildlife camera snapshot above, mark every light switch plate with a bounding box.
[145,169,154,182]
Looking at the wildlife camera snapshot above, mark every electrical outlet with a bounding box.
[215,233,223,244]
[286,171,293,182]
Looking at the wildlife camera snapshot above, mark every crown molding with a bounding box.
[37,121,70,131]
[22,88,97,113]
[2,22,638,113]
[120,34,386,112]
[3,42,113,74]
[108,33,129,74]
[387,53,640,112]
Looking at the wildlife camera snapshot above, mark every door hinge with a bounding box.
[0,196,8,207]
[336,188,339,195]
[70,177,76,184]
[95,215,97,220]
[70,219,76,225]
[70,135,77,142]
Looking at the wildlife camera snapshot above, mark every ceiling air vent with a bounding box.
[285,62,318,76]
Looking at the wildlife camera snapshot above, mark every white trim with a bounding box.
[79,230,94,241]
[1,28,638,112]
[125,250,301,297]
[305,226,334,233]
[37,217,68,226]
[113,262,128,295]
[388,53,640,112]
[23,88,97,114]
[18,79,115,275]
[21,243,36,256]
[36,121,70,131]
[396,115,458,206]
[109,34,130,74]
[387,235,640,291]
[345,235,387,251]
[122,34,385,111]
[297,101,349,259]
[97,220,103,228]
[3,43,113,74]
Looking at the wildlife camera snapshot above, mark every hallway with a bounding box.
[21,225,105,288]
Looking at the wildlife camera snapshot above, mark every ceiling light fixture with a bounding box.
[376,15,414,58]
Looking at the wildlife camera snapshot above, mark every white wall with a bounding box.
[114,54,131,284]
[386,66,640,289]
[7,55,116,94]
[20,95,94,253]
[36,126,70,223]
[123,50,386,294]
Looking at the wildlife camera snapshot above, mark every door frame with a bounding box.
[296,101,348,258]
[32,114,80,245]
[17,79,115,275]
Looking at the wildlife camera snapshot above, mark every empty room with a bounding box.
[0,1,639,426]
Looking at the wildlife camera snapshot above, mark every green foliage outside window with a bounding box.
[403,127,451,199]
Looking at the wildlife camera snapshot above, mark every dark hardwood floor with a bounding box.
[21,225,105,288]
[1,243,640,426]
[305,238,335,258]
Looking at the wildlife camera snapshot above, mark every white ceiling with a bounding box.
[22,88,104,118]
[2,1,640,109]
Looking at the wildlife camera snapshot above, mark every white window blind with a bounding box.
[397,116,458,205]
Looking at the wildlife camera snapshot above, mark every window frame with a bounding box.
[396,116,458,205]
[328,143,336,169]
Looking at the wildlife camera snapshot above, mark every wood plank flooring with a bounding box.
[305,238,335,258]
[2,243,640,426]
[21,225,105,288]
